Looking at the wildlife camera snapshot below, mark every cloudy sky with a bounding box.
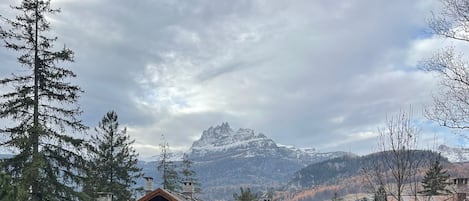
[0,0,467,158]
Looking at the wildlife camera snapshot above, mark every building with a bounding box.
[383,177,469,201]
[138,188,201,201]
[138,177,201,201]
[454,178,468,201]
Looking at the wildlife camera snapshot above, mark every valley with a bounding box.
[137,123,469,201]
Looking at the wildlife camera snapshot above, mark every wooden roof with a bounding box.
[138,188,179,201]
[138,188,200,201]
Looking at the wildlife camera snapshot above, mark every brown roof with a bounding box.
[138,188,201,201]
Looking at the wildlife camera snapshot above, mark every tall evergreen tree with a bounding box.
[180,153,201,193]
[84,111,143,201]
[0,0,87,200]
[419,156,452,196]
[157,139,179,191]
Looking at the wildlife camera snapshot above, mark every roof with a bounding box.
[138,188,202,201]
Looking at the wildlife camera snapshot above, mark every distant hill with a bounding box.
[135,125,468,201]
[288,150,442,189]
[283,162,469,201]
[283,151,469,201]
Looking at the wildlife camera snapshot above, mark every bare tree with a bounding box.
[364,110,423,201]
[157,136,179,192]
[428,0,469,42]
[422,0,469,139]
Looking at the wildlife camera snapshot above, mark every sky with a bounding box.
[0,0,467,159]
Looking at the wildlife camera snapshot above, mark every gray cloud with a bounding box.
[0,0,462,158]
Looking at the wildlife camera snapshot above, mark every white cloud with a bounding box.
[2,0,462,158]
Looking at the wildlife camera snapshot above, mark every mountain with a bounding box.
[284,150,469,201]
[284,145,469,191]
[190,122,345,162]
[288,150,440,189]
[138,122,352,200]
[438,145,469,163]
[187,122,352,200]
[141,150,185,162]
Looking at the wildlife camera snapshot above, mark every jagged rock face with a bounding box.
[136,123,352,200]
[190,122,278,160]
[189,123,347,162]
[185,122,351,200]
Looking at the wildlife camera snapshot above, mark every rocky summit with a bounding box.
[136,123,467,201]
[189,122,349,163]
[186,122,351,200]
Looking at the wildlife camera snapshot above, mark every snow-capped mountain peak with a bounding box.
[188,122,350,162]
[191,122,269,149]
[138,123,352,200]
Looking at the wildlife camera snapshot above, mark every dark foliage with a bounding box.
[84,111,143,201]
[0,0,88,200]
[374,185,387,201]
[180,153,201,193]
[290,150,443,188]
[158,141,179,191]
[0,171,26,200]
[419,155,452,196]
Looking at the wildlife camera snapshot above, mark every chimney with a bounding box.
[182,181,194,198]
[144,177,154,194]
[97,192,113,201]
[454,178,468,201]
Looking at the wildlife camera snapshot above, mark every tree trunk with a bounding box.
[32,0,40,200]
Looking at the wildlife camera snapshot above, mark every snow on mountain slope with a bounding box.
[188,122,349,161]
[190,122,276,158]
[139,122,352,200]
[141,150,185,162]
[438,145,469,163]
[184,122,352,200]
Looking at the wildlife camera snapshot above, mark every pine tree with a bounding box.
[84,111,143,201]
[419,156,452,196]
[233,187,258,201]
[0,0,88,200]
[180,153,201,193]
[157,140,179,191]
[0,171,26,200]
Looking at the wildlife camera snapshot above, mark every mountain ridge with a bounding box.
[437,144,469,163]
[188,122,351,161]
[139,122,352,200]
[136,123,467,200]
[283,151,469,201]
